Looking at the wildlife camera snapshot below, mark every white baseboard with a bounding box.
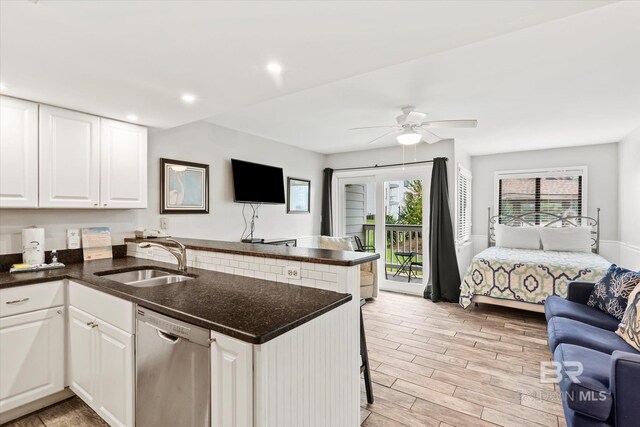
[0,388,74,424]
[619,241,640,270]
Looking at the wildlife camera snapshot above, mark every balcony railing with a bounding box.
[362,224,424,277]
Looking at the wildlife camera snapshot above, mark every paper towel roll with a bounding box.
[22,227,45,265]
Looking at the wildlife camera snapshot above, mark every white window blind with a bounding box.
[457,166,472,243]
[496,167,586,225]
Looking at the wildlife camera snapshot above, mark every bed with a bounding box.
[459,209,611,313]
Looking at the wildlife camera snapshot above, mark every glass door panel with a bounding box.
[383,179,426,293]
[341,180,376,252]
[336,166,430,296]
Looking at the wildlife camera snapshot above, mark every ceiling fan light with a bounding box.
[397,130,421,145]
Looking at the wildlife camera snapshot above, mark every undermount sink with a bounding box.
[98,269,194,287]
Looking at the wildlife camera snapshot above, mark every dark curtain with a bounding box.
[321,168,333,236]
[424,158,460,302]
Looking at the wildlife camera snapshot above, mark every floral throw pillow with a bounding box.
[616,284,640,351]
[587,264,640,320]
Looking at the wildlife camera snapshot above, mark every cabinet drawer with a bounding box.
[69,281,133,333]
[0,281,64,318]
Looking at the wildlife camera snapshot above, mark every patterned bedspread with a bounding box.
[459,247,610,308]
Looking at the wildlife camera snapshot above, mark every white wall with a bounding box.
[0,209,138,254]
[136,121,325,242]
[618,127,640,269]
[470,142,620,261]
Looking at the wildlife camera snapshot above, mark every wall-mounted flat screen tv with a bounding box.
[231,159,286,204]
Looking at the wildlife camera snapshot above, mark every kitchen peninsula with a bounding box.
[0,238,378,427]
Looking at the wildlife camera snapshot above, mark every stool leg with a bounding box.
[360,307,374,404]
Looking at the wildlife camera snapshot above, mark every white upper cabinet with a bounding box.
[100,119,147,208]
[0,96,39,208]
[39,105,101,208]
[0,98,147,210]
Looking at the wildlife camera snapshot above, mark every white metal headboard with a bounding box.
[487,207,600,254]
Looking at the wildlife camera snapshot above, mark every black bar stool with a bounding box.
[360,298,374,404]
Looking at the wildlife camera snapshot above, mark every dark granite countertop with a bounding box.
[0,257,351,344]
[124,237,380,266]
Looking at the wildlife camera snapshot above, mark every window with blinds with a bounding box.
[457,166,472,243]
[496,167,586,226]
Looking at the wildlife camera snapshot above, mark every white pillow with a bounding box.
[318,236,355,251]
[494,224,541,250]
[539,227,592,253]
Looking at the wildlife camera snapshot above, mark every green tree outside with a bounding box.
[398,180,422,225]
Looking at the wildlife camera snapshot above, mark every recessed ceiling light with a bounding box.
[181,93,196,103]
[266,62,283,74]
[127,114,138,121]
[0,82,6,91]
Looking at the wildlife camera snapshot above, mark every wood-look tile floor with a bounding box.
[359,291,563,427]
[3,291,560,427]
[2,397,107,427]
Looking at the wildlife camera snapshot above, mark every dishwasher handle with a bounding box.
[157,329,180,344]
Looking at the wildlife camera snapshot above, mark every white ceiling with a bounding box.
[0,0,611,133]
[209,1,640,156]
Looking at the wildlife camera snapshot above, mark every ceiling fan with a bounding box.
[350,106,478,145]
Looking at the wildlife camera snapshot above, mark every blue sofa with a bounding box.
[545,282,640,427]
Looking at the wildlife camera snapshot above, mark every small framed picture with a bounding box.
[287,177,310,214]
[160,158,209,214]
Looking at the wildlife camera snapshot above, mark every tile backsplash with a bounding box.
[126,243,342,291]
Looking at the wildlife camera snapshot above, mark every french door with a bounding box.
[333,165,431,295]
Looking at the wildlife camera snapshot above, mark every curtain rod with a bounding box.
[331,157,447,172]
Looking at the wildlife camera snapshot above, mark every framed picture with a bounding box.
[287,177,310,214]
[160,158,209,214]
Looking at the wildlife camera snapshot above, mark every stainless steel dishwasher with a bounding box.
[136,307,211,427]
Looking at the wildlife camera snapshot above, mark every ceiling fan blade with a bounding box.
[405,111,427,123]
[420,120,478,128]
[349,125,400,130]
[367,129,399,145]
[417,129,443,144]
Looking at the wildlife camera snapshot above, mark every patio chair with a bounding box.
[353,235,375,253]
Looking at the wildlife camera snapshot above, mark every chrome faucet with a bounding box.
[138,238,188,271]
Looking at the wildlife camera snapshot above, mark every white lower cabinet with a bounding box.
[211,332,253,427]
[68,306,97,406]
[0,306,65,413]
[68,284,134,427]
[95,319,134,427]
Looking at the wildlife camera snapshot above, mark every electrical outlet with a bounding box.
[160,217,168,230]
[285,266,301,280]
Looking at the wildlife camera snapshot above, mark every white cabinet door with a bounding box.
[100,119,147,209]
[68,305,97,407]
[0,306,65,412]
[95,319,134,427]
[0,96,38,208]
[39,105,100,208]
[211,332,253,427]
[68,298,134,427]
